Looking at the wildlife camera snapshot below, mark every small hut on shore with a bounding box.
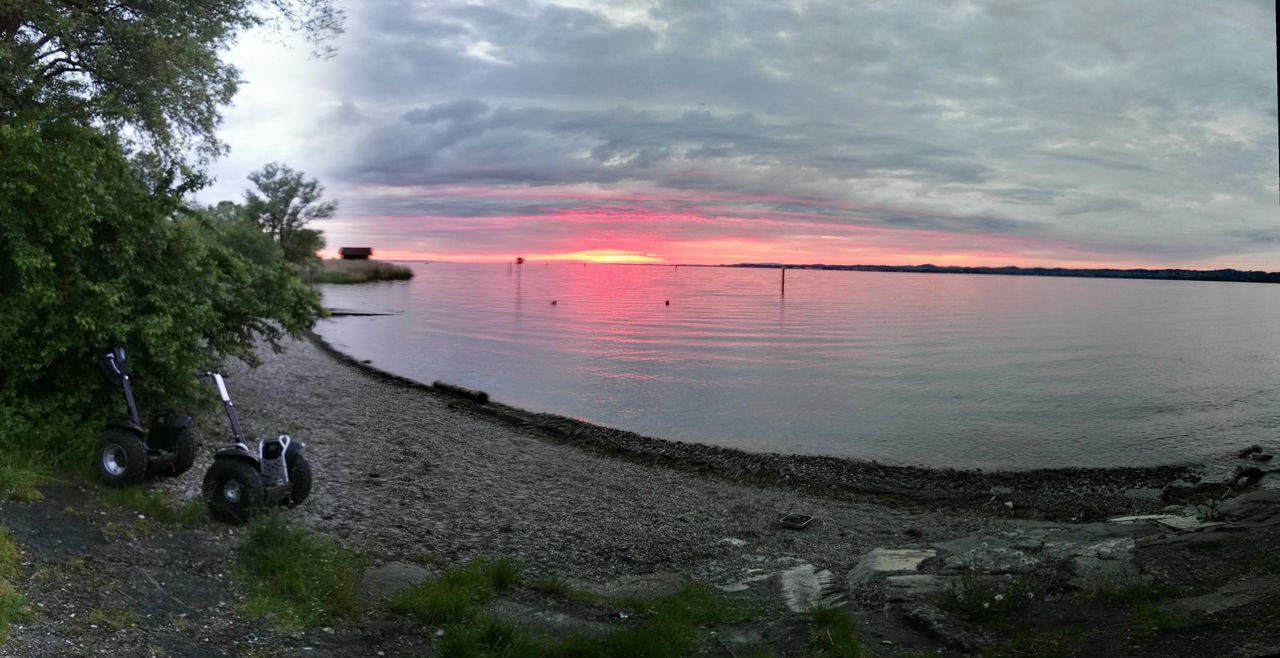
[339,247,373,260]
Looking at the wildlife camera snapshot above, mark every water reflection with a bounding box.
[317,263,1280,469]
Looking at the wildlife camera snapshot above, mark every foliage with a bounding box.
[237,514,364,627]
[937,574,1038,629]
[312,259,414,283]
[809,606,868,658]
[0,118,322,462]
[0,0,342,160]
[243,162,337,263]
[285,227,326,264]
[0,461,44,503]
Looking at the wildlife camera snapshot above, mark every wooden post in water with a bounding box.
[781,266,786,297]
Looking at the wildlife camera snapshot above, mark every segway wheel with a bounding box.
[202,459,264,525]
[283,452,312,507]
[161,428,196,477]
[95,429,147,486]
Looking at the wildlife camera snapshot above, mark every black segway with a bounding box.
[198,371,312,524]
[93,346,195,486]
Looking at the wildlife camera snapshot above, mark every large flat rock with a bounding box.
[849,548,937,583]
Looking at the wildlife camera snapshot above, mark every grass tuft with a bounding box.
[237,514,364,628]
[980,629,1081,658]
[88,607,137,631]
[386,558,520,625]
[388,563,762,658]
[311,259,413,284]
[0,463,44,503]
[0,527,30,644]
[0,529,20,581]
[100,487,205,527]
[937,575,1036,629]
[528,577,605,606]
[809,606,868,658]
[1131,603,1201,632]
[626,584,757,626]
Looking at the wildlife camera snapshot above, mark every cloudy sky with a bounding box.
[203,0,1278,267]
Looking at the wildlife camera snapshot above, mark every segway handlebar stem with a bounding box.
[199,371,246,444]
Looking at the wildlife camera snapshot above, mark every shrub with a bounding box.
[0,118,322,463]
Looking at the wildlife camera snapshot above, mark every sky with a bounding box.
[201,0,1279,268]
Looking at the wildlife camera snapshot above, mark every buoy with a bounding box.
[665,300,670,305]
[551,300,557,305]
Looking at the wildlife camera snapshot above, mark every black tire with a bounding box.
[95,429,147,486]
[152,427,196,477]
[202,459,264,525]
[284,452,312,507]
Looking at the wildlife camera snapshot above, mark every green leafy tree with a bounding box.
[0,1,341,463]
[242,162,336,263]
[0,1,342,160]
[284,228,327,264]
[0,118,322,460]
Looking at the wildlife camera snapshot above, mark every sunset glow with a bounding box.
[211,1,1277,271]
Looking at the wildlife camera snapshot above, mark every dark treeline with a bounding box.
[726,263,1280,284]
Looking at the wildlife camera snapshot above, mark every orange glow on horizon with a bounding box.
[317,200,1278,271]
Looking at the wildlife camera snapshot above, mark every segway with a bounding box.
[199,371,312,524]
[93,346,195,486]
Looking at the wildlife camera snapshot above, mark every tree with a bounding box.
[0,1,343,160]
[242,162,336,263]
[0,1,340,463]
[284,228,327,264]
[0,118,323,460]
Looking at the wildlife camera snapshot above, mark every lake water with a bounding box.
[315,263,1280,469]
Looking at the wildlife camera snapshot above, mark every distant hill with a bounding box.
[725,263,1280,284]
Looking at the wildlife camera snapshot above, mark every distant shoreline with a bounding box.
[723,262,1280,284]
[382,261,1280,284]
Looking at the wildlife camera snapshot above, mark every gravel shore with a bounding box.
[159,334,1199,587]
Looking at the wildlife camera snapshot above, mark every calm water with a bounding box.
[315,263,1280,469]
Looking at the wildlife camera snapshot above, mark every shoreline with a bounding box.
[307,331,1201,521]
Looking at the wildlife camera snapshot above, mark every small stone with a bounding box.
[1238,444,1262,457]
[1250,453,1273,462]
[1003,501,1014,509]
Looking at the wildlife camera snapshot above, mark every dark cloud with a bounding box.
[210,0,1278,265]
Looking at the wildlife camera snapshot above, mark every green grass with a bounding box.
[528,577,606,606]
[236,514,364,628]
[100,487,205,526]
[386,559,520,625]
[809,606,868,658]
[0,462,44,503]
[87,607,137,631]
[0,527,30,644]
[980,629,1082,658]
[1131,603,1201,632]
[1083,579,1175,607]
[388,562,762,658]
[622,584,757,626]
[311,259,413,284]
[937,575,1037,629]
[0,529,19,581]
